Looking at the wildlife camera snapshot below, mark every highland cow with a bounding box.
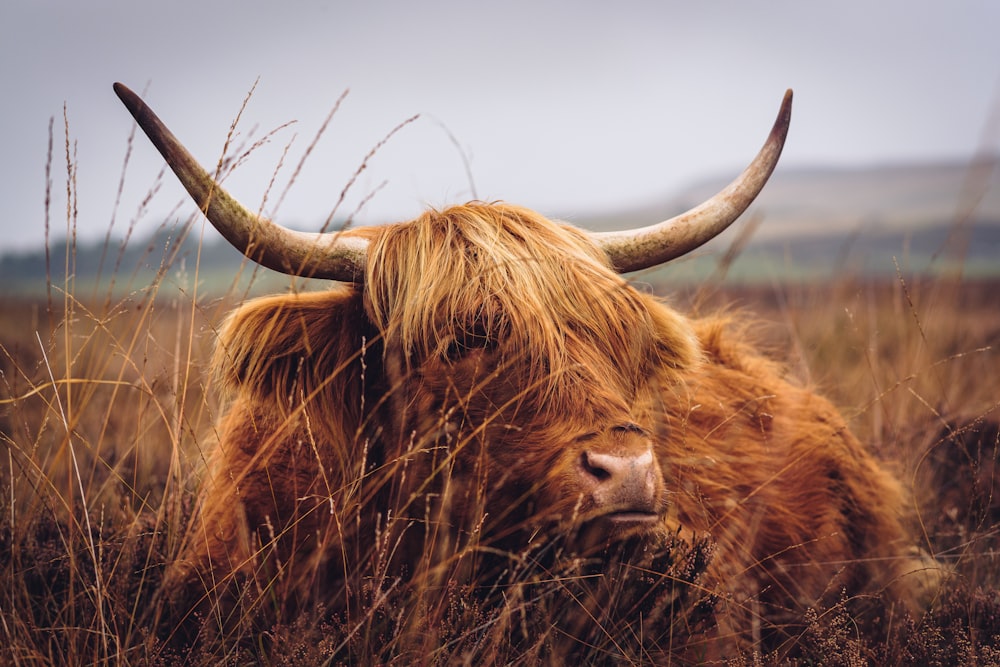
[115,84,938,659]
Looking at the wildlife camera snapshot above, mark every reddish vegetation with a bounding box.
[3,271,998,664]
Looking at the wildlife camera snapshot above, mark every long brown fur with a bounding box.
[169,202,938,657]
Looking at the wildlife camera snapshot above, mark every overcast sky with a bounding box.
[1,1,998,253]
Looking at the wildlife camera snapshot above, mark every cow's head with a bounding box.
[114,84,790,554]
[362,202,708,550]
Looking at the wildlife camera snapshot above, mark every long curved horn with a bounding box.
[113,83,368,282]
[593,90,792,273]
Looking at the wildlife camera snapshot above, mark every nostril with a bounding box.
[580,451,612,482]
[579,448,661,517]
[579,449,657,488]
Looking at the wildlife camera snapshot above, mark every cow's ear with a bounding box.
[212,287,369,408]
[645,296,702,378]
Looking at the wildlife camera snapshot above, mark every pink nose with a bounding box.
[579,448,659,512]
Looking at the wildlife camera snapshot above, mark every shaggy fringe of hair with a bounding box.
[364,202,701,416]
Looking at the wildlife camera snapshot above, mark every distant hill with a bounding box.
[3,159,998,296]
[576,158,1000,239]
[0,224,299,298]
[572,158,1000,282]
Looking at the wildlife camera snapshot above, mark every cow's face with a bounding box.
[363,204,699,550]
[394,323,672,546]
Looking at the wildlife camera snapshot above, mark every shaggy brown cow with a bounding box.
[114,84,938,659]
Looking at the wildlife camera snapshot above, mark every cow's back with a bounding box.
[663,316,932,652]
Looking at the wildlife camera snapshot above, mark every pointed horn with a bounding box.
[593,90,792,273]
[113,83,367,282]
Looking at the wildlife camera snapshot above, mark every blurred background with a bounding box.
[1,0,998,287]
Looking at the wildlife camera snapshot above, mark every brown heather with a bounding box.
[5,249,1000,665]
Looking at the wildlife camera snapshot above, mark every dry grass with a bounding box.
[2,104,999,665]
[4,261,999,665]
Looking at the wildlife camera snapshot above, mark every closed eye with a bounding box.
[612,423,649,437]
[443,316,502,362]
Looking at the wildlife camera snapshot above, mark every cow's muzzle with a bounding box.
[577,448,663,530]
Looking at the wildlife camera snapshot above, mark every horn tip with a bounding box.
[113,82,140,111]
[772,89,793,139]
[780,89,793,114]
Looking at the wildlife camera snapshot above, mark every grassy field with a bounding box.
[4,90,999,663]
[2,248,999,664]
